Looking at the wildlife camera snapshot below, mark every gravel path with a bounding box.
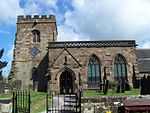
[40,111,46,113]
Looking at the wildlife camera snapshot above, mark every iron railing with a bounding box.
[46,93,81,113]
[12,90,31,113]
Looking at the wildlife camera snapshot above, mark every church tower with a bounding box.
[11,15,57,91]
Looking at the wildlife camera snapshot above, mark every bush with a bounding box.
[109,81,117,91]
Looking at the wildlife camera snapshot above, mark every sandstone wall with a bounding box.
[48,46,139,93]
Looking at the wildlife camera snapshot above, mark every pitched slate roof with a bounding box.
[48,40,136,48]
[136,49,150,73]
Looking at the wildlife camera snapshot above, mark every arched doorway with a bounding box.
[60,70,73,94]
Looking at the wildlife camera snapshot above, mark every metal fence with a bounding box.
[46,93,81,113]
[12,90,31,113]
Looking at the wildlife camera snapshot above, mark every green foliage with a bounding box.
[30,91,47,113]
[0,71,3,81]
[108,81,117,91]
[0,48,7,79]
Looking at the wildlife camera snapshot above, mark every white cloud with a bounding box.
[0,0,58,25]
[57,0,150,46]
[23,1,41,15]
[7,46,14,61]
[2,46,14,77]
[0,0,24,25]
[22,0,58,15]
[2,62,11,78]
[40,0,58,7]
[139,40,150,49]
[57,25,89,41]
[25,0,58,7]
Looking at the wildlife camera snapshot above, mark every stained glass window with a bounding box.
[114,54,127,80]
[88,55,101,88]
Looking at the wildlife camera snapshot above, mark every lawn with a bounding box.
[83,88,140,97]
[30,91,47,113]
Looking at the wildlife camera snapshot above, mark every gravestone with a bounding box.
[84,107,94,113]
[0,98,12,113]
[14,80,22,91]
[104,80,109,95]
[121,77,125,93]
[146,75,150,94]
[1,103,12,113]
[9,80,22,92]
[140,75,147,95]
[0,81,5,94]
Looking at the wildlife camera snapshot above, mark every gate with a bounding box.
[46,92,81,113]
[12,90,31,113]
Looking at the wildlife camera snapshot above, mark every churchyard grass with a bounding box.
[84,88,140,97]
[30,91,47,113]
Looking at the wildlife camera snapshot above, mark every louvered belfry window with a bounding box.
[32,30,40,43]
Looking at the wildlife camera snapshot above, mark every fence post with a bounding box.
[46,94,48,113]
[79,91,81,113]
[15,92,18,113]
[12,92,15,113]
[22,91,24,110]
[28,90,31,113]
[76,93,78,113]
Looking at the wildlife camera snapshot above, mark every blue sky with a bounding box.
[0,0,150,77]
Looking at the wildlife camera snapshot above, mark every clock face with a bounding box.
[29,47,40,57]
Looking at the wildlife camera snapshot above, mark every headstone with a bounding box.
[116,79,121,93]
[1,103,12,113]
[33,81,38,91]
[13,80,22,91]
[0,82,5,94]
[140,75,146,95]
[146,75,150,94]
[104,80,109,95]
[121,77,125,93]
[84,107,94,113]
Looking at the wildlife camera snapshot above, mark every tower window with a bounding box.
[32,30,40,42]
[88,54,101,89]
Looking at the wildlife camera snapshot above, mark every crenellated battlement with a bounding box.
[17,15,56,23]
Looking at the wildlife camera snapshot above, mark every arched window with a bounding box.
[88,55,101,88]
[32,30,40,42]
[114,54,127,80]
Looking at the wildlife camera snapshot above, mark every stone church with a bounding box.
[11,15,140,93]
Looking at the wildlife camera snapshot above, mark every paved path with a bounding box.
[40,111,46,113]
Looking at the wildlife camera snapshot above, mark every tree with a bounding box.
[0,71,3,81]
[0,48,7,81]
